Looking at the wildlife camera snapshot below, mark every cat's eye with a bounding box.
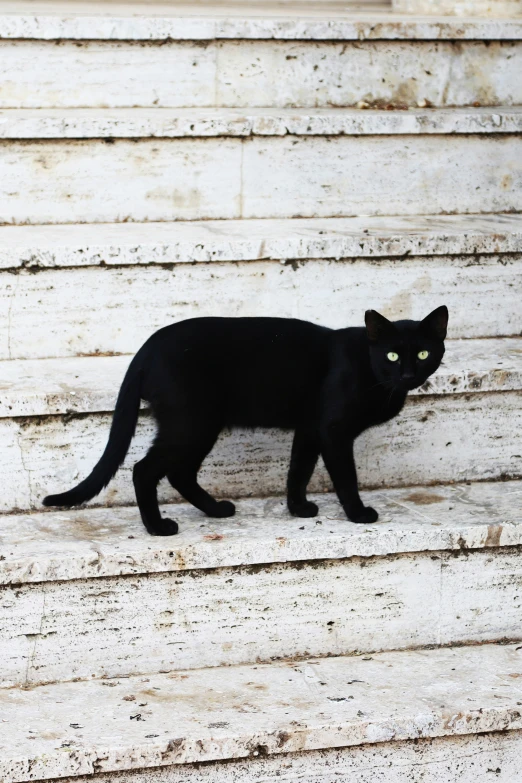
[387,352,399,362]
[417,350,429,360]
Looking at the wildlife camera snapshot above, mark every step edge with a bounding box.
[1,479,521,586]
[0,107,521,138]
[1,12,522,41]
[1,215,521,270]
[2,642,522,783]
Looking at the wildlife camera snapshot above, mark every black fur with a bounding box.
[43,307,448,535]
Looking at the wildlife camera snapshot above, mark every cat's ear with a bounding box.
[421,305,448,341]
[365,310,394,342]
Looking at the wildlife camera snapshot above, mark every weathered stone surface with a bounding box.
[0,545,440,686]
[1,39,521,110]
[0,337,520,418]
[1,479,521,585]
[2,515,522,687]
[47,730,522,783]
[1,134,520,225]
[3,387,522,512]
[216,42,522,109]
[393,0,522,16]
[2,643,522,782]
[0,214,521,270]
[0,137,245,225]
[1,388,521,512]
[0,5,519,779]
[1,255,521,360]
[0,2,521,40]
[2,107,521,137]
[243,135,522,220]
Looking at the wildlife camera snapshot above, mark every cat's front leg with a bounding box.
[320,429,378,524]
[287,426,321,517]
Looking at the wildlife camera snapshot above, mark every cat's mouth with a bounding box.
[398,377,422,391]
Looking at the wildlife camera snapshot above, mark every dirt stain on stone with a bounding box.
[485,524,503,547]
[403,491,445,505]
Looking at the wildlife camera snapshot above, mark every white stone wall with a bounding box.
[2,543,522,688]
[1,254,520,360]
[0,40,521,108]
[1,134,520,224]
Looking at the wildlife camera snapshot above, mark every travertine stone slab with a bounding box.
[394,0,522,15]
[0,38,521,109]
[2,107,521,137]
[0,137,244,225]
[1,391,521,512]
[0,481,522,584]
[1,254,520,360]
[1,135,519,224]
[0,214,521,270]
[1,479,521,585]
[45,730,522,783]
[0,4,521,40]
[2,525,522,687]
[1,643,522,782]
[0,40,218,110]
[0,337,520,418]
[0,547,441,686]
[241,135,522,220]
[216,41,522,110]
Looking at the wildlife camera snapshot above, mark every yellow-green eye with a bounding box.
[417,350,429,360]
[387,352,399,362]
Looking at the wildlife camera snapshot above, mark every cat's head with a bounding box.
[364,306,448,392]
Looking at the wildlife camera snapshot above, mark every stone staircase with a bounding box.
[1,2,522,781]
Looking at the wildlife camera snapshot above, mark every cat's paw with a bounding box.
[148,517,179,536]
[210,500,236,518]
[288,500,319,518]
[350,506,379,525]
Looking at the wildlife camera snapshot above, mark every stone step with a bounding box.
[0,338,521,512]
[2,479,522,688]
[3,337,522,419]
[9,736,522,783]
[0,5,520,110]
[0,215,521,361]
[0,108,520,224]
[1,213,522,270]
[2,642,522,782]
[2,1,522,41]
[2,107,522,138]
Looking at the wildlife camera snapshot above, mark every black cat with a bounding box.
[44,307,448,535]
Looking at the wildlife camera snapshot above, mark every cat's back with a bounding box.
[144,317,333,427]
[150,316,330,361]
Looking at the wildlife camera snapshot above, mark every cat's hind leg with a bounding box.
[164,422,235,519]
[168,465,235,518]
[287,426,320,518]
[133,446,179,536]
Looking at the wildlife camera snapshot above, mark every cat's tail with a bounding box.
[43,354,144,508]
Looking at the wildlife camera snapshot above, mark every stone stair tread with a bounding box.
[1,478,521,585]
[0,2,521,40]
[1,106,521,138]
[1,213,521,271]
[2,641,522,782]
[0,336,520,419]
